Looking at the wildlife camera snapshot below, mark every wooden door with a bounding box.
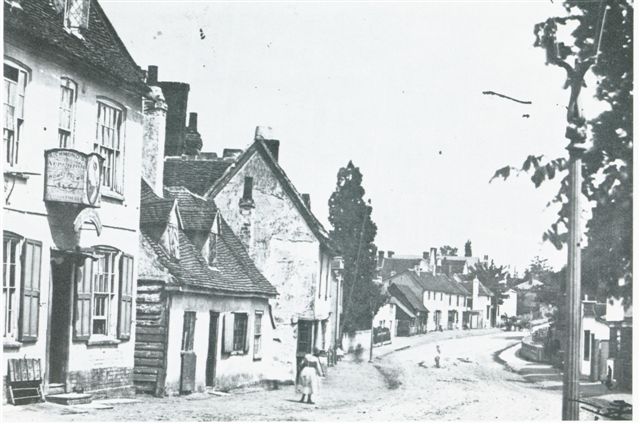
[205,312,218,387]
[180,311,197,394]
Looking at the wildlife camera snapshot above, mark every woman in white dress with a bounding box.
[298,354,320,404]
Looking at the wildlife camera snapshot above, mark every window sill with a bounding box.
[87,337,120,347]
[101,189,125,203]
[253,357,262,362]
[223,351,247,357]
[3,340,23,350]
[3,169,40,180]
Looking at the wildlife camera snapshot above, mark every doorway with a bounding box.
[205,312,219,387]
[48,254,73,385]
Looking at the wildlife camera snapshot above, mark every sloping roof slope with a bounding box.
[380,257,421,280]
[140,180,276,297]
[163,157,232,197]
[5,0,144,89]
[164,186,217,231]
[389,283,428,313]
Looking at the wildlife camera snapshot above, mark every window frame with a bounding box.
[3,61,29,168]
[94,98,126,197]
[3,233,23,339]
[91,248,120,337]
[58,77,77,148]
[232,312,248,352]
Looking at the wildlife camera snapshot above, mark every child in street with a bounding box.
[298,354,321,404]
[434,345,441,368]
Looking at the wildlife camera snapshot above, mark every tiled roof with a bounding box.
[140,199,175,226]
[460,280,494,297]
[140,180,277,297]
[415,272,468,295]
[389,283,427,313]
[380,257,421,280]
[164,186,217,231]
[5,0,145,89]
[163,157,232,197]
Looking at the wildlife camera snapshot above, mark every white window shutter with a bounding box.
[222,313,235,353]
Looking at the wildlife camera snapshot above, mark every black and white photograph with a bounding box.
[1,0,634,421]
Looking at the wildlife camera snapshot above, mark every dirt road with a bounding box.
[4,330,569,421]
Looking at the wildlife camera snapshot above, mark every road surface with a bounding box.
[4,330,568,421]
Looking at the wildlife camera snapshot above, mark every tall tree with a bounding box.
[328,161,385,335]
[492,1,633,303]
[464,240,473,257]
[440,245,459,256]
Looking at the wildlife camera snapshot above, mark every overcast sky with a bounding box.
[103,0,605,274]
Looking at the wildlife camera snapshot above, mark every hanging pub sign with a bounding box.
[44,149,104,207]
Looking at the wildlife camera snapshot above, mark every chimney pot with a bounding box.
[188,112,198,131]
[255,126,274,140]
[387,251,394,258]
[147,65,158,86]
[378,251,385,259]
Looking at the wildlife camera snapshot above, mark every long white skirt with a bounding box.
[297,366,319,395]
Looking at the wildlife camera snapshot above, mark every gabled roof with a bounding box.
[379,257,421,280]
[5,0,145,91]
[140,180,277,298]
[459,280,494,297]
[164,186,217,232]
[163,157,232,197]
[205,139,338,253]
[389,283,428,314]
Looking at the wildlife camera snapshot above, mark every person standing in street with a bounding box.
[435,345,442,368]
[298,354,321,404]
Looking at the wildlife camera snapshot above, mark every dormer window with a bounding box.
[64,0,91,36]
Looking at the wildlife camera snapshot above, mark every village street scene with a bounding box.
[1,0,633,422]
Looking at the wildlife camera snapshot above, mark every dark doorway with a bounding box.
[48,254,73,385]
[205,312,219,387]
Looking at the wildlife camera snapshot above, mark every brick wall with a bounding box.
[68,366,134,399]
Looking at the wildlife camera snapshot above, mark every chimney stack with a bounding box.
[422,251,429,260]
[147,65,158,86]
[188,112,198,131]
[429,247,437,276]
[142,65,167,196]
[255,126,280,162]
[387,251,394,258]
[377,251,385,267]
[158,81,190,156]
[301,193,311,210]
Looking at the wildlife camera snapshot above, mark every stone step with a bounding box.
[46,393,93,405]
[47,383,65,395]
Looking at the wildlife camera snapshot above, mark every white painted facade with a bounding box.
[163,293,274,393]
[211,145,340,382]
[3,31,143,397]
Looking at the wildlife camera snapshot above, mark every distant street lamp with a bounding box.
[536,1,608,420]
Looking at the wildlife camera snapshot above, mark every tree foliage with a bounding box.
[328,161,386,335]
[492,1,633,303]
[439,245,459,256]
[468,260,508,306]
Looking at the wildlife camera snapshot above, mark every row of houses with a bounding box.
[373,250,518,340]
[3,0,344,402]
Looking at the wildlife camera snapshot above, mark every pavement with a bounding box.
[497,335,633,419]
[373,327,503,358]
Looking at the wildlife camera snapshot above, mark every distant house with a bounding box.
[497,288,518,319]
[459,277,494,329]
[440,256,482,276]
